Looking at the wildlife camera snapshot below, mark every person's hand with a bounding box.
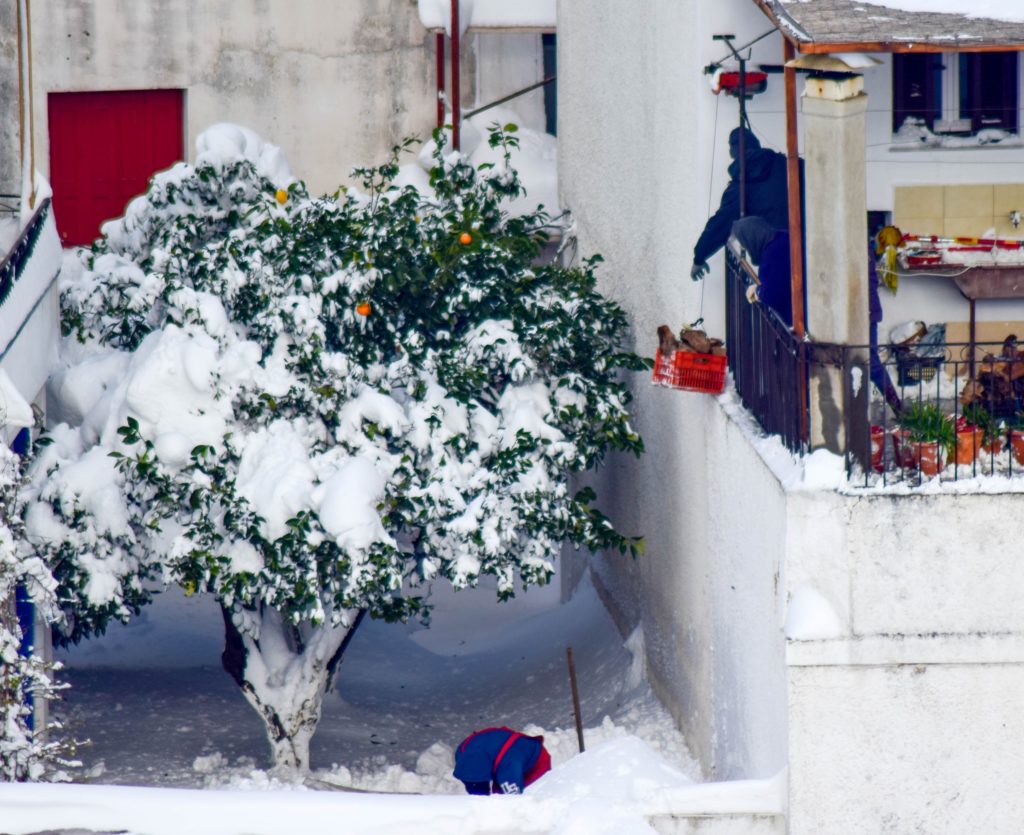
[745,283,759,304]
[690,261,709,282]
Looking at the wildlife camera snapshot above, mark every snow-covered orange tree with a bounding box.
[25,124,644,772]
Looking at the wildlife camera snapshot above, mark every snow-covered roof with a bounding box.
[752,0,1024,51]
[418,0,555,35]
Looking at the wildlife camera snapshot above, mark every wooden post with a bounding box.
[566,647,585,752]
[784,37,808,446]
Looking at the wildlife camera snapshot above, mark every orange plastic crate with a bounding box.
[652,347,727,394]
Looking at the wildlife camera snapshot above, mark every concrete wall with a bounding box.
[785,490,1024,834]
[19,0,438,196]
[558,0,790,782]
[558,0,1024,827]
[0,1,18,197]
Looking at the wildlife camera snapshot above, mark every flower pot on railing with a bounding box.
[891,428,917,470]
[870,425,886,473]
[897,402,954,477]
[962,405,1004,458]
[1011,429,1024,467]
[911,441,946,477]
[983,435,1005,456]
[953,426,981,466]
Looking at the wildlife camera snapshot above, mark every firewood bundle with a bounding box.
[960,335,1024,416]
[657,324,726,357]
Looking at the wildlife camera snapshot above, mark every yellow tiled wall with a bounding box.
[894,183,1024,239]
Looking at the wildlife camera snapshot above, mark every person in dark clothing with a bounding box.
[868,247,902,413]
[453,726,552,795]
[691,127,793,282]
[731,216,792,327]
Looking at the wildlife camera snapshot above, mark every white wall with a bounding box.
[0,1,18,196]
[558,4,1024,821]
[785,489,1024,834]
[24,0,438,196]
[557,0,790,781]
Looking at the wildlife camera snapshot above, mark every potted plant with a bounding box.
[898,402,955,477]
[870,424,886,473]
[1009,412,1024,467]
[962,403,1003,458]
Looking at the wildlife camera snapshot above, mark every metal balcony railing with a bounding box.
[0,198,52,310]
[724,246,1024,487]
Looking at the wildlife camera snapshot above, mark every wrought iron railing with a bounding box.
[725,247,806,454]
[0,198,52,310]
[724,245,1024,486]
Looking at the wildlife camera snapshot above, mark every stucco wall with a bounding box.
[785,484,1024,832]
[557,0,790,781]
[22,0,438,196]
[557,0,1024,824]
[787,662,1024,834]
[0,2,18,196]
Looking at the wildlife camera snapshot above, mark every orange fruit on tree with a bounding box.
[275,188,288,204]
[356,301,372,317]
[459,232,472,245]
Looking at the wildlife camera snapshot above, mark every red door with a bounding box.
[48,89,184,246]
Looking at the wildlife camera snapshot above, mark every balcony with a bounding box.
[725,246,1024,487]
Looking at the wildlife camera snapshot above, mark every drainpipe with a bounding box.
[17,0,36,211]
[436,33,445,130]
[451,0,460,150]
[802,70,870,463]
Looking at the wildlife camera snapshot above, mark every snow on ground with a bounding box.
[2,573,705,833]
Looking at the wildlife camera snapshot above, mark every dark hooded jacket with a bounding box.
[693,128,796,266]
[732,215,792,327]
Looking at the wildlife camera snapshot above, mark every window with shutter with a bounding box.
[893,51,1019,139]
[959,52,1019,133]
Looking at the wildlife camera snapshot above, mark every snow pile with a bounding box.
[194,123,294,188]
[401,106,559,220]
[0,739,696,835]
[418,0,555,35]
[0,368,34,437]
[892,117,1021,150]
[785,586,844,640]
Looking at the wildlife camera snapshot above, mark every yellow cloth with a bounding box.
[875,225,903,293]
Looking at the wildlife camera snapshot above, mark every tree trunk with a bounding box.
[220,604,364,773]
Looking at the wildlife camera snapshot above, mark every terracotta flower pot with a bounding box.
[954,427,981,466]
[982,435,1004,456]
[1011,430,1024,467]
[911,440,945,477]
[870,425,886,473]
[891,428,917,470]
